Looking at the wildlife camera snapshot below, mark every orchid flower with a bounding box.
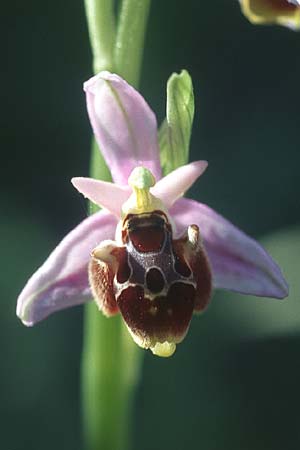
[239,0,300,29]
[17,71,288,357]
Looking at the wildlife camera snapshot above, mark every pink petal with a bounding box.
[84,71,162,185]
[171,198,288,299]
[152,161,208,208]
[17,210,118,326]
[71,177,130,217]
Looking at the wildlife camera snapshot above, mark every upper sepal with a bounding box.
[84,71,162,185]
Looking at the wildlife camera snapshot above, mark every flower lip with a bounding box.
[110,208,212,356]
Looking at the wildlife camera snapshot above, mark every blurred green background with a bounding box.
[1,1,300,449]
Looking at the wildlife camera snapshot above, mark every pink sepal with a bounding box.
[16,210,118,325]
[84,72,162,185]
[171,198,288,299]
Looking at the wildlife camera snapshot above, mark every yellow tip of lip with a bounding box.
[150,341,176,357]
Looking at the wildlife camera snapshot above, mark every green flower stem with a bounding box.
[82,1,152,449]
[81,306,142,450]
[82,139,143,450]
[84,0,115,73]
[114,0,151,87]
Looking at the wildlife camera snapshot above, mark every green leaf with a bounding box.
[158,70,195,175]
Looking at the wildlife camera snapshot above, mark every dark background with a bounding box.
[1,1,300,449]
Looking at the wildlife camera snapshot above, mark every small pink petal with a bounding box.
[171,198,288,299]
[16,210,118,326]
[152,160,208,208]
[84,71,162,185]
[71,177,130,217]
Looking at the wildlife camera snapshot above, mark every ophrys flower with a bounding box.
[17,71,288,357]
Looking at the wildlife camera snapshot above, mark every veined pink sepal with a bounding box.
[84,71,162,185]
[16,210,118,325]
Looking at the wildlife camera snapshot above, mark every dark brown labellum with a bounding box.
[89,210,212,355]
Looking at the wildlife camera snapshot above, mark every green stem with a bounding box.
[114,0,151,87]
[84,0,115,73]
[82,1,151,449]
[82,306,142,450]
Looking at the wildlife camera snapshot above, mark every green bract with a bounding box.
[159,70,195,175]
